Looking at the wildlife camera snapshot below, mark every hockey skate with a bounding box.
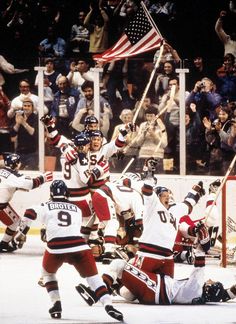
[105,305,123,321]
[0,240,17,253]
[49,301,62,319]
[75,283,98,306]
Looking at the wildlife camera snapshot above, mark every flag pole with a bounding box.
[133,42,164,124]
[141,1,164,39]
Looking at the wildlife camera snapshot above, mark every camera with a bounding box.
[15,109,24,114]
[197,82,205,91]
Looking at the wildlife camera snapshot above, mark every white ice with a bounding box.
[0,235,236,324]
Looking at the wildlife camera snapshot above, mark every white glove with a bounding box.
[43,171,53,182]
[62,145,78,164]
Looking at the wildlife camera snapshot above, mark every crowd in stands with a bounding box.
[0,0,236,175]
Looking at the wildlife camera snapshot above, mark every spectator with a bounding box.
[50,76,79,138]
[186,55,215,91]
[158,77,186,170]
[38,26,66,59]
[0,85,13,154]
[10,98,38,170]
[185,103,203,174]
[203,105,233,175]
[215,10,236,58]
[66,58,94,93]
[102,58,134,112]
[7,78,48,118]
[0,54,28,86]
[153,42,180,66]
[132,96,158,126]
[186,77,222,121]
[154,60,178,101]
[84,0,109,54]
[227,117,236,152]
[125,106,167,173]
[111,108,139,171]
[35,58,61,94]
[216,53,236,103]
[35,58,62,110]
[73,81,112,138]
[68,11,90,55]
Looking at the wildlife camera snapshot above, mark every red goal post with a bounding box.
[221,176,236,267]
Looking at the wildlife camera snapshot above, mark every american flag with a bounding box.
[93,3,162,62]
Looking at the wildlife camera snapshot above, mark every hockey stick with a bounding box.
[115,156,136,182]
[132,43,164,124]
[205,153,236,223]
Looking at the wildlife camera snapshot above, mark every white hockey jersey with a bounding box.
[0,168,39,205]
[88,136,125,191]
[157,266,204,304]
[137,190,189,259]
[23,200,89,254]
[97,181,144,221]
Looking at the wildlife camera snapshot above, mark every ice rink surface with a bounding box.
[1,236,236,324]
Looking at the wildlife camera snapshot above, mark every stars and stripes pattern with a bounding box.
[93,3,162,62]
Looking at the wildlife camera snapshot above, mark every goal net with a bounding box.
[221,176,236,267]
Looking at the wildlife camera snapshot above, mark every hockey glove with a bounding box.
[192,181,205,197]
[43,171,53,182]
[14,231,27,249]
[91,160,109,179]
[119,123,136,137]
[188,222,210,252]
[61,144,78,164]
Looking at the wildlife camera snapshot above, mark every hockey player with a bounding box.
[0,153,53,252]
[91,180,144,263]
[76,231,236,306]
[173,179,221,264]
[13,180,123,321]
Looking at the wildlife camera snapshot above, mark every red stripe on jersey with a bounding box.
[104,235,117,244]
[206,200,215,207]
[142,184,153,196]
[99,185,115,202]
[68,187,90,197]
[89,177,110,190]
[194,256,205,267]
[47,236,86,250]
[24,208,37,220]
[159,275,170,305]
[139,242,173,257]
[49,134,61,146]
[115,138,125,148]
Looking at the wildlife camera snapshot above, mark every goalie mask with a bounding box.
[202,280,225,302]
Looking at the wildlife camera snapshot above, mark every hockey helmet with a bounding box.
[4,153,21,170]
[84,115,98,125]
[153,186,169,197]
[73,132,90,147]
[89,130,103,138]
[202,280,225,302]
[50,180,69,200]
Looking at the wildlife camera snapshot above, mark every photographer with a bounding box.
[185,77,222,121]
[66,58,94,93]
[10,98,38,170]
